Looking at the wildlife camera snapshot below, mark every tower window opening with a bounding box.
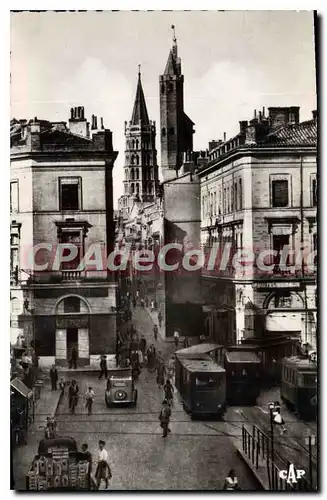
[130,168,135,180]
[136,155,139,166]
[161,84,165,94]
[136,139,139,149]
[132,139,135,149]
[136,169,139,180]
[162,128,166,137]
[131,183,135,194]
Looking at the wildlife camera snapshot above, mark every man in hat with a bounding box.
[50,364,58,391]
[99,355,108,380]
[159,400,172,438]
[95,440,111,490]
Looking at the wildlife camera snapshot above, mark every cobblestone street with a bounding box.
[52,307,258,490]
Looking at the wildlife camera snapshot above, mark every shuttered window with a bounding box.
[272,180,288,207]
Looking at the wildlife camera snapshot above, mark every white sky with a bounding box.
[10,11,316,206]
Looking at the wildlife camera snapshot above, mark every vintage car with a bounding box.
[105,370,137,407]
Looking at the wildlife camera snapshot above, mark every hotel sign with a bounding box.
[254,281,301,290]
[56,315,89,329]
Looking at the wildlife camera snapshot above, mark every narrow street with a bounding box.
[54,306,259,490]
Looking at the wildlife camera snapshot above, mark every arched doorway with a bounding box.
[54,295,91,366]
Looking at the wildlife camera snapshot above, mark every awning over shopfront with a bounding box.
[10,378,33,399]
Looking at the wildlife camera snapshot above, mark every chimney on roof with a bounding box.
[91,115,98,130]
[239,121,248,133]
[223,132,226,142]
[100,117,104,129]
[262,106,265,117]
[208,140,220,151]
[68,105,90,138]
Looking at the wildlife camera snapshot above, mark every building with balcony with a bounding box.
[199,107,317,350]
[10,107,119,367]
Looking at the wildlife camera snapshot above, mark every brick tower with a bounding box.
[159,27,195,181]
[120,68,159,214]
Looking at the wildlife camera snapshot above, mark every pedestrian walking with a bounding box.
[158,311,162,328]
[159,400,171,438]
[59,377,66,396]
[95,440,112,490]
[153,324,158,341]
[132,297,136,308]
[145,296,149,307]
[68,380,79,414]
[99,355,108,380]
[140,298,145,308]
[140,335,147,355]
[173,329,180,348]
[85,387,95,415]
[69,346,78,369]
[50,364,58,390]
[184,337,190,348]
[156,362,166,389]
[164,379,174,406]
[81,443,92,488]
[151,299,155,312]
[272,401,287,435]
[223,469,239,490]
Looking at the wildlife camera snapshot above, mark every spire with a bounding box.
[164,25,181,76]
[131,68,150,126]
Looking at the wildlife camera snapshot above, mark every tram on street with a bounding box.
[224,349,262,405]
[175,343,226,418]
[280,356,317,420]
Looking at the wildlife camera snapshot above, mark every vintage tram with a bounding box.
[175,344,226,418]
[224,350,262,405]
[280,356,317,420]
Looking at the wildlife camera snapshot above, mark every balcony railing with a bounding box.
[27,270,112,284]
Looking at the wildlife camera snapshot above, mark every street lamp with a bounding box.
[24,299,35,349]
[304,434,316,488]
[268,401,276,489]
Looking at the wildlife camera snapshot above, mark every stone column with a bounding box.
[55,329,67,365]
[78,328,89,365]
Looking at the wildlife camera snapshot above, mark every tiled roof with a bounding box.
[266,119,317,147]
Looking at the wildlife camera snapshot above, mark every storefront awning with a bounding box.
[10,378,33,399]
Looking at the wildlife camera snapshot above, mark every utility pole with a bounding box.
[268,402,275,490]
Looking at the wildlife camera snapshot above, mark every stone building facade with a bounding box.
[10,108,118,367]
[199,107,317,350]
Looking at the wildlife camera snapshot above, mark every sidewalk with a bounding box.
[12,378,62,491]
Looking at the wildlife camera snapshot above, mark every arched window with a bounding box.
[135,169,139,180]
[131,183,135,194]
[136,183,140,194]
[132,139,135,149]
[162,128,166,137]
[239,178,243,209]
[130,168,135,180]
[161,84,165,94]
[64,296,80,313]
[136,139,139,149]
[234,182,238,210]
[131,155,135,165]
[125,168,129,180]
[136,155,139,166]
[148,183,152,194]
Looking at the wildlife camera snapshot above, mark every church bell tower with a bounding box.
[120,68,159,213]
